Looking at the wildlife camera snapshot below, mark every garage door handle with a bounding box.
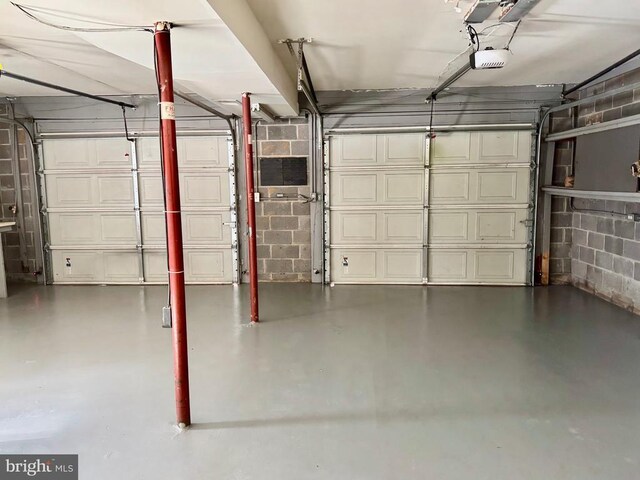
[223,222,236,227]
[520,219,533,226]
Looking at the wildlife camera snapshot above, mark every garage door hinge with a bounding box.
[520,219,534,226]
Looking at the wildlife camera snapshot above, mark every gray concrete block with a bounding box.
[271,245,299,259]
[297,125,309,140]
[586,265,603,286]
[299,244,311,259]
[635,263,640,282]
[263,230,293,244]
[581,214,598,232]
[256,216,270,230]
[298,217,311,230]
[293,230,310,244]
[623,240,640,261]
[613,256,633,277]
[0,159,13,174]
[564,229,572,243]
[596,217,614,235]
[579,246,595,264]
[572,259,587,279]
[290,141,309,156]
[0,130,9,145]
[614,220,635,239]
[551,259,568,274]
[257,245,271,259]
[587,232,605,250]
[260,141,290,156]
[572,213,581,228]
[293,259,311,273]
[269,272,301,282]
[601,271,623,294]
[551,228,564,243]
[605,236,624,255]
[292,202,310,215]
[595,251,613,270]
[267,125,297,140]
[263,202,292,215]
[573,229,587,246]
[265,259,293,273]
[551,243,571,258]
[636,222,640,241]
[270,216,298,230]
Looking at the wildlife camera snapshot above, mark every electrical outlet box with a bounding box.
[627,213,640,222]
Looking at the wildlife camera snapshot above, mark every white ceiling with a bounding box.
[248,0,640,90]
[1,0,640,115]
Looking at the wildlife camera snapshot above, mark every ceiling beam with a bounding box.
[202,0,298,116]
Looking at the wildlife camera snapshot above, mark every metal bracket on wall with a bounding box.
[279,38,321,116]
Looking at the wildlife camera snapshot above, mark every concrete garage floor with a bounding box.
[1,284,640,479]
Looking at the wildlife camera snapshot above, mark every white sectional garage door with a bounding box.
[42,135,236,284]
[326,131,533,285]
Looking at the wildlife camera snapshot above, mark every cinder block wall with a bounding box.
[0,103,38,281]
[254,118,311,282]
[550,67,640,312]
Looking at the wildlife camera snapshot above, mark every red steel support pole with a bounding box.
[241,93,259,323]
[154,21,191,426]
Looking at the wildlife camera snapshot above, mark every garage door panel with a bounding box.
[43,138,131,170]
[49,213,137,246]
[143,249,232,283]
[331,210,423,245]
[180,136,228,168]
[384,134,424,165]
[330,134,425,167]
[428,248,527,284]
[429,212,468,241]
[331,170,423,207]
[331,248,422,283]
[46,174,133,208]
[138,173,164,206]
[430,172,470,203]
[137,136,229,169]
[51,250,101,282]
[384,172,423,203]
[382,212,423,243]
[383,250,422,279]
[332,212,378,243]
[96,177,134,204]
[46,175,92,207]
[332,172,378,205]
[331,250,377,281]
[103,252,140,282]
[476,250,515,280]
[141,212,231,245]
[428,209,528,244]
[430,168,529,206]
[431,132,472,164]
[431,131,531,165]
[330,135,378,166]
[477,131,531,164]
[185,250,232,282]
[477,171,517,201]
[182,173,228,206]
[429,251,468,280]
